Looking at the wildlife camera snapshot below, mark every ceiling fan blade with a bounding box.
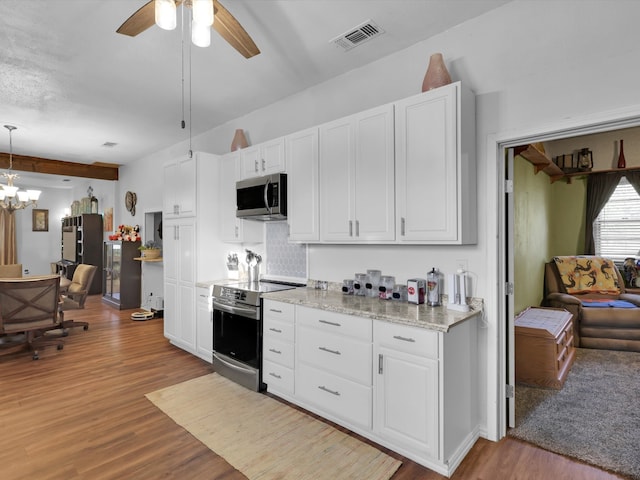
[116,0,184,37]
[213,0,260,59]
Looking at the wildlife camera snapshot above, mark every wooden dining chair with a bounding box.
[58,264,98,333]
[0,264,23,278]
[0,275,64,360]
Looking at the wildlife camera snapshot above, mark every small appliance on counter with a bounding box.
[407,278,426,304]
[447,269,470,312]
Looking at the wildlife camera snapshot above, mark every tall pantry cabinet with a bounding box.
[162,152,223,362]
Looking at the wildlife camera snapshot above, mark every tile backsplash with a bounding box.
[265,222,307,280]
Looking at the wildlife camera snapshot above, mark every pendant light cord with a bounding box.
[180,4,186,131]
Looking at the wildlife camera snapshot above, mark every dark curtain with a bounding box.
[584,172,623,254]
[624,170,640,196]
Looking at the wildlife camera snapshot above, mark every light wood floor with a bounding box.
[0,296,625,480]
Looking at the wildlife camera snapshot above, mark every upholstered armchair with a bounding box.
[58,264,98,333]
[543,256,640,352]
[0,275,64,360]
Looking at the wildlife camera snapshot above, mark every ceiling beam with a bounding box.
[0,152,119,181]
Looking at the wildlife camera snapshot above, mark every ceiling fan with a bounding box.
[117,0,260,59]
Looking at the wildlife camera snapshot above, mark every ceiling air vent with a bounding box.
[330,20,385,52]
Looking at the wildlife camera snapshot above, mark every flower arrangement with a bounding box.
[108,224,141,241]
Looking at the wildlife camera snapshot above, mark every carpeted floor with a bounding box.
[511,348,640,480]
[146,373,401,480]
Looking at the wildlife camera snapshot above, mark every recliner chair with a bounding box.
[543,256,640,352]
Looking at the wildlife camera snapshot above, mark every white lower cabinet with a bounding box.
[262,300,296,396]
[373,322,439,460]
[263,299,480,477]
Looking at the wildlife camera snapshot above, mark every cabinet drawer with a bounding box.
[264,317,294,343]
[374,321,438,359]
[263,336,294,368]
[298,325,372,385]
[297,363,372,430]
[297,305,372,341]
[263,360,294,395]
[263,300,295,324]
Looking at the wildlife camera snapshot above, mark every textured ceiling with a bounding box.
[0,0,510,174]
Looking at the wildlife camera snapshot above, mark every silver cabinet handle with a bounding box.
[262,158,266,171]
[269,327,282,333]
[269,308,282,313]
[234,225,239,238]
[269,372,282,380]
[254,159,259,172]
[378,353,383,374]
[393,335,416,343]
[401,217,406,236]
[318,385,340,396]
[268,348,282,355]
[355,220,360,237]
[349,220,353,236]
[319,319,341,327]
[319,346,341,355]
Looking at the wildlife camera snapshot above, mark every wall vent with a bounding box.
[330,20,384,51]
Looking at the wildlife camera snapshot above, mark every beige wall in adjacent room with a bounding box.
[513,153,588,314]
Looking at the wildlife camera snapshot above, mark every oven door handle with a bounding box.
[212,299,258,318]
[213,352,256,374]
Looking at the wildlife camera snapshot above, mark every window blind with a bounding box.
[594,177,640,260]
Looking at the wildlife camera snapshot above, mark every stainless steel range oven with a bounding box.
[211,281,299,391]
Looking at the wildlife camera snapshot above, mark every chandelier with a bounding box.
[1,125,41,214]
[156,0,215,47]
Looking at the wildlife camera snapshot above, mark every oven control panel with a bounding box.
[218,287,248,302]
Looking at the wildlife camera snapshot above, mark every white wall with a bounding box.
[118,0,640,439]
[15,186,71,275]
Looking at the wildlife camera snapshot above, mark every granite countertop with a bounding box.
[262,287,483,333]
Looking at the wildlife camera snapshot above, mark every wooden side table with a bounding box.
[515,307,575,389]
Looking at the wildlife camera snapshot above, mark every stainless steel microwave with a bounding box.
[236,173,287,221]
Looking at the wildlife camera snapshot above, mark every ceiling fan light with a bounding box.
[27,189,41,201]
[155,0,177,31]
[191,21,211,48]
[192,0,214,26]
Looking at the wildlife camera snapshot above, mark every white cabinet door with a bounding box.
[319,117,355,242]
[241,138,285,179]
[196,286,212,363]
[286,127,319,242]
[163,154,197,218]
[319,105,394,242]
[374,344,439,460]
[162,218,196,353]
[395,82,476,244]
[353,105,395,241]
[220,152,263,243]
[220,153,243,242]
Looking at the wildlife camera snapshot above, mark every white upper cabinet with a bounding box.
[163,154,197,218]
[286,127,319,242]
[241,137,286,179]
[395,82,476,244]
[220,152,263,243]
[319,104,395,243]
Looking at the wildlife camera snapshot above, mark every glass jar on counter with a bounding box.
[379,275,395,300]
[354,273,367,296]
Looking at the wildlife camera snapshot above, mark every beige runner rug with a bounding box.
[146,373,401,480]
